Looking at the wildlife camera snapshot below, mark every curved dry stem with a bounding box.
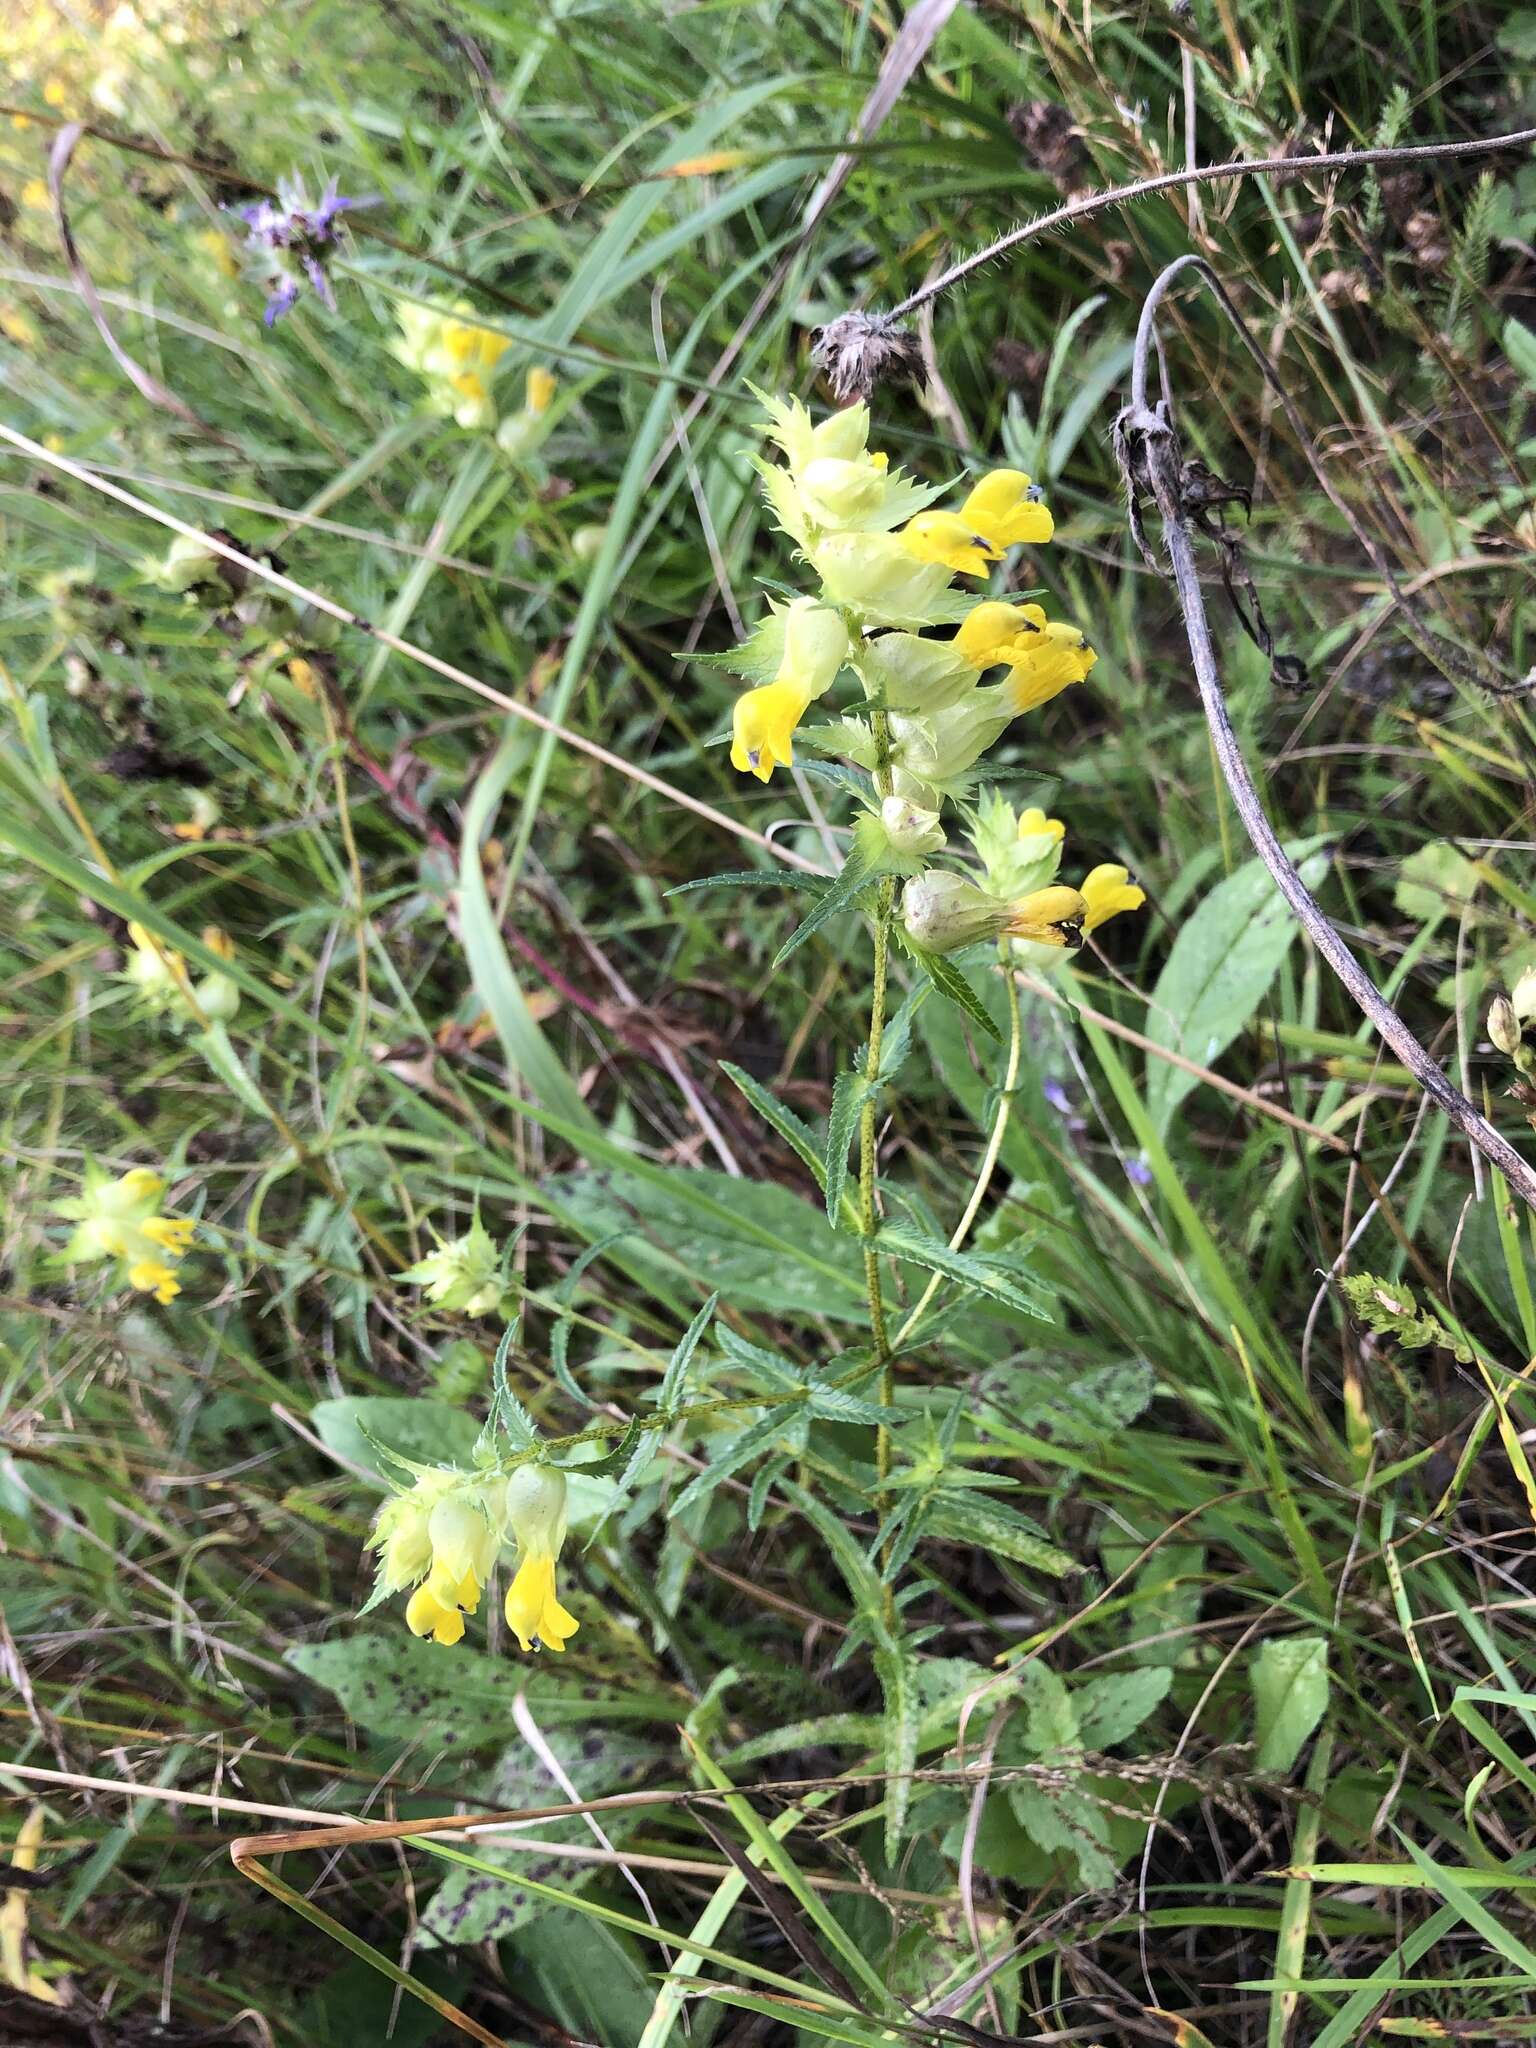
[890,125,1536,321]
[1115,263,1536,1210]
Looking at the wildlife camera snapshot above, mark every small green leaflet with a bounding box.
[773,846,881,968]
[875,1224,1049,1322]
[823,1070,869,1227]
[666,868,825,899]
[656,1292,719,1411]
[720,1063,827,1189]
[895,933,1001,1043]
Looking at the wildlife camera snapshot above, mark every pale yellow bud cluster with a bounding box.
[53,1164,197,1305]
[390,300,512,429]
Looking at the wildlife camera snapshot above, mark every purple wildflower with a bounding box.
[1041,1077,1071,1114]
[1125,1155,1154,1186]
[237,175,366,325]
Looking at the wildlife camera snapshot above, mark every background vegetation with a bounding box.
[2,0,1536,2041]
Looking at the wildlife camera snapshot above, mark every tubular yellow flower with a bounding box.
[1002,617,1097,712]
[406,1582,466,1646]
[1007,884,1087,948]
[900,511,996,576]
[525,366,557,413]
[960,469,1054,548]
[1080,863,1146,933]
[1017,807,1065,845]
[127,1258,181,1304]
[729,601,848,780]
[55,1164,196,1304]
[503,1465,578,1653]
[954,600,1040,671]
[731,680,810,781]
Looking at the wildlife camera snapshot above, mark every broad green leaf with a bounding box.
[1008,1782,1117,1890]
[1146,842,1330,1137]
[418,1733,656,1948]
[544,1165,866,1319]
[310,1397,481,1485]
[1253,1634,1330,1774]
[287,1634,677,1746]
[1076,1667,1173,1750]
[1393,840,1482,929]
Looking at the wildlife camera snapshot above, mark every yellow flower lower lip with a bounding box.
[504,1554,579,1652]
[1008,885,1087,948]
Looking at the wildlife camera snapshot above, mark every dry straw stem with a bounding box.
[1113,254,1536,1212]
[0,424,824,876]
[887,124,1536,321]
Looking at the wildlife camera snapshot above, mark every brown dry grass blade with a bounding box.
[689,1806,863,2009]
[47,122,236,448]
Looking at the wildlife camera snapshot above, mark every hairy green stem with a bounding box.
[862,705,898,1611]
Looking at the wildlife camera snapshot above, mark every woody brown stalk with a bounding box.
[1114,258,1536,1212]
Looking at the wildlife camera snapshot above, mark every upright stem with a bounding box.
[862,707,898,1605]
[895,951,1023,1348]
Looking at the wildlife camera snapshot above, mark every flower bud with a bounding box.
[1512,966,1536,1027]
[399,1220,505,1316]
[880,795,946,858]
[1489,994,1523,1057]
[570,523,608,566]
[799,455,887,526]
[901,871,1012,953]
[505,1463,568,1561]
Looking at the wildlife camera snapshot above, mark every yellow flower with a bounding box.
[505,1554,579,1652]
[1017,807,1064,845]
[525,365,556,413]
[406,1581,466,1646]
[900,511,996,577]
[21,179,49,211]
[0,306,39,348]
[171,792,220,842]
[1007,884,1087,948]
[127,1258,181,1304]
[54,1165,196,1303]
[503,1465,578,1653]
[955,601,1040,671]
[729,600,849,781]
[960,469,1054,548]
[731,679,810,781]
[1080,863,1146,933]
[1002,619,1097,712]
[44,78,68,108]
[193,226,238,281]
[123,921,194,1012]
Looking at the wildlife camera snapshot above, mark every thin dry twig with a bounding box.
[0,424,827,876]
[887,124,1536,321]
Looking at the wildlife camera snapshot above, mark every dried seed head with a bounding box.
[810,311,922,403]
